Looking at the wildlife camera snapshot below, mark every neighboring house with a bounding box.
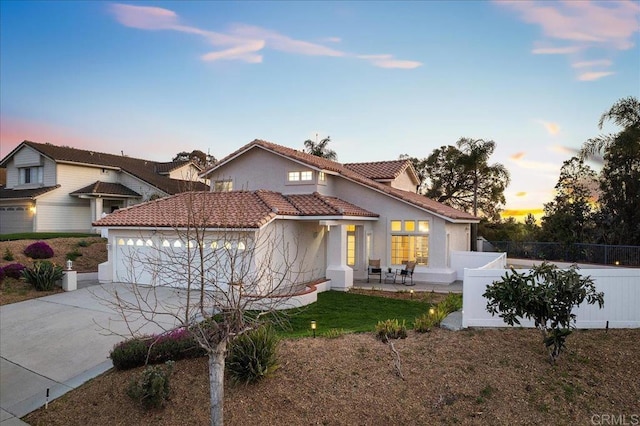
[94,139,479,294]
[0,141,208,234]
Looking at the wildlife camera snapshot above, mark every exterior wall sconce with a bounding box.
[310,320,317,338]
[66,260,73,270]
[29,205,37,214]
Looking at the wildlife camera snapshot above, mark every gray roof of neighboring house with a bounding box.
[70,181,141,198]
[1,141,208,195]
[0,185,61,201]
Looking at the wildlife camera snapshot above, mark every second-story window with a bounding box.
[214,180,233,192]
[287,171,314,182]
[19,167,43,185]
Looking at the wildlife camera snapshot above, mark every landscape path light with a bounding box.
[311,320,317,338]
[429,307,435,316]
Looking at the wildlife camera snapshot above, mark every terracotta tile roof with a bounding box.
[0,185,61,200]
[285,193,378,217]
[343,160,416,182]
[11,141,207,195]
[70,181,141,197]
[203,139,477,222]
[93,191,378,229]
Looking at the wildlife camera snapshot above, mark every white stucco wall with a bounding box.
[104,220,327,293]
[209,148,327,194]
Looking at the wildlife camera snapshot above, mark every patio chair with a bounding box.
[367,259,382,283]
[396,261,416,286]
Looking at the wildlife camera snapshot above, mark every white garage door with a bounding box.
[0,206,33,234]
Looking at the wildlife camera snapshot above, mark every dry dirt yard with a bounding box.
[4,237,639,424]
[0,237,107,305]
[24,328,640,426]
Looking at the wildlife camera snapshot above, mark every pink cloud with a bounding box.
[496,0,640,81]
[537,120,560,135]
[578,71,615,81]
[571,59,613,68]
[510,152,525,160]
[109,3,421,69]
[357,54,422,69]
[531,45,583,55]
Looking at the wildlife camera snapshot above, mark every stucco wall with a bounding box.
[105,220,327,292]
[210,148,327,194]
[390,170,418,192]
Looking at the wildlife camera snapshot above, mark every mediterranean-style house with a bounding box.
[0,141,208,234]
[94,139,479,296]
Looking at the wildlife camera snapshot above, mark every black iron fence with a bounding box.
[488,241,640,267]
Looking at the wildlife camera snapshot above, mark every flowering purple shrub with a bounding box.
[110,328,205,370]
[0,267,5,283]
[3,263,26,279]
[24,241,54,259]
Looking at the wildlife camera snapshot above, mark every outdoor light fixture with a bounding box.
[429,307,435,316]
[29,205,37,214]
[615,261,620,266]
[311,320,317,338]
[410,289,414,298]
[66,260,73,270]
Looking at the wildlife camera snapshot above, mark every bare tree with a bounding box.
[97,190,308,425]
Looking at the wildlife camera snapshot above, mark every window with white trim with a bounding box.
[346,225,356,266]
[389,220,429,266]
[287,170,314,182]
[19,167,43,185]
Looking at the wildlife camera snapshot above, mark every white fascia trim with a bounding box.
[96,226,263,233]
[200,145,340,179]
[56,160,120,171]
[276,215,378,221]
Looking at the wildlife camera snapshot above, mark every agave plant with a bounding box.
[22,261,64,291]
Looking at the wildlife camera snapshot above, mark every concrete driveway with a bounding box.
[0,282,186,425]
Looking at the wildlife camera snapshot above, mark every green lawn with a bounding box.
[274,291,433,338]
[0,232,100,241]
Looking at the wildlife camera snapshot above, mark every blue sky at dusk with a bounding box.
[1,1,638,219]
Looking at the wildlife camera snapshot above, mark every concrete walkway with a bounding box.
[0,282,184,425]
[352,279,462,293]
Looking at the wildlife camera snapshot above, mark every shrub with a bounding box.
[22,261,64,291]
[127,361,174,409]
[3,248,14,261]
[439,293,463,315]
[23,241,54,259]
[226,326,279,385]
[323,328,346,339]
[77,240,90,247]
[3,263,26,279]
[0,267,5,284]
[483,262,604,364]
[66,248,83,261]
[375,319,407,342]
[110,328,205,370]
[110,338,151,370]
[415,304,448,330]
